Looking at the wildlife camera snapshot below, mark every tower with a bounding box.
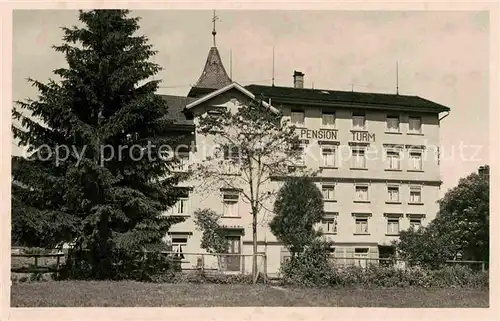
[187,10,232,98]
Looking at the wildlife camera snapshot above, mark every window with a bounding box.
[387,185,400,202]
[322,217,338,234]
[386,116,400,132]
[322,112,336,127]
[281,248,292,264]
[292,143,306,165]
[387,218,400,234]
[355,185,369,201]
[386,150,401,170]
[291,110,305,125]
[352,114,366,130]
[355,218,369,234]
[409,151,423,170]
[171,236,188,259]
[351,147,366,169]
[173,190,189,215]
[409,186,422,203]
[221,145,241,174]
[322,184,335,201]
[354,248,370,268]
[409,218,422,230]
[173,153,189,171]
[176,198,188,214]
[223,145,240,164]
[168,152,189,172]
[408,117,422,134]
[322,147,336,167]
[222,190,239,217]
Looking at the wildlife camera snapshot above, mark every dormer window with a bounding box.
[291,110,305,126]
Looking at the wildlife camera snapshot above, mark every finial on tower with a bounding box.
[396,61,399,95]
[212,10,219,47]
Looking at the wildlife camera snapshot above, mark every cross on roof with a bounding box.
[212,10,219,47]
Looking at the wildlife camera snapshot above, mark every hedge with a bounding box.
[279,261,489,288]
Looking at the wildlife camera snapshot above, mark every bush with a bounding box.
[279,248,488,288]
[429,265,489,288]
[163,270,261,284]
[59,249,180,282]
[280,240,336,287]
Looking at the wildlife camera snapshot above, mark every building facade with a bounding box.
[160,36,450,275]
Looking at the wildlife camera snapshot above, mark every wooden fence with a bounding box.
[11,252,65,275]
[11,248,487,284]
[10,249,268,283]
[282,254,488,271]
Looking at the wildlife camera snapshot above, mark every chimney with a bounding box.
[478,165,489,178]
[293,70,304,89]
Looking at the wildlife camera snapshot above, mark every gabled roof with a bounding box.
[185,82,279,114]
[245,84,450,113]
[188,47,232,98]
[158,94,197,126]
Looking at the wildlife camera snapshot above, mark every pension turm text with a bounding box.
[298,129,376,142]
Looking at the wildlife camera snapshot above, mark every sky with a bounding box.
[12,10,490,196]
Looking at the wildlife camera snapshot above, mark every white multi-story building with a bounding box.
[159,35,450,275]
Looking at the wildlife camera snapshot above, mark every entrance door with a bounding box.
[225,236,241,271]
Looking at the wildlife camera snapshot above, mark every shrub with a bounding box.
[279,247,488,288]
[59,249,179,282]
[280,240,336,287]
[429,265,489,288]
[155,270,260,284]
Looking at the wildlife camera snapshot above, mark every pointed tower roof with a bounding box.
[190,47,232,90]
[188,10,232,98]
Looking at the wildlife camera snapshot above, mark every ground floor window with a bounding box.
[354,248,370,268]
[171,236,188,260]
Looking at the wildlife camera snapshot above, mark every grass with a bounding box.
[10,281,489,307]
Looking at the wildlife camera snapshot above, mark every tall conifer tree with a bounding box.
[12,10,184,279]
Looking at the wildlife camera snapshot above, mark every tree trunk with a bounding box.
[252,208,258,284]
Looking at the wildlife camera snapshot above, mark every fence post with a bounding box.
[201,254,205,272]
[241,254,245,275]
[34,256,38,271]
[482,261,485,272]
[56,255,61,279]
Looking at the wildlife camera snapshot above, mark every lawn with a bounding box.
[10,281,489,307]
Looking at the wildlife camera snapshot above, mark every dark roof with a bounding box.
[188,47,232,98]
[245,84,450,113]
[159,94,196,126]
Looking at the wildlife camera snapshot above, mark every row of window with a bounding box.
[290,110,423,134]
[169,235,240,258]
[321,214,423,235]
[282,247,378,267]
[173,148,425,172]
[321,183,423,204]
[169,190,242,217]
[173,146,425,172]
[170,183,423,217]
[295,145,425,171]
